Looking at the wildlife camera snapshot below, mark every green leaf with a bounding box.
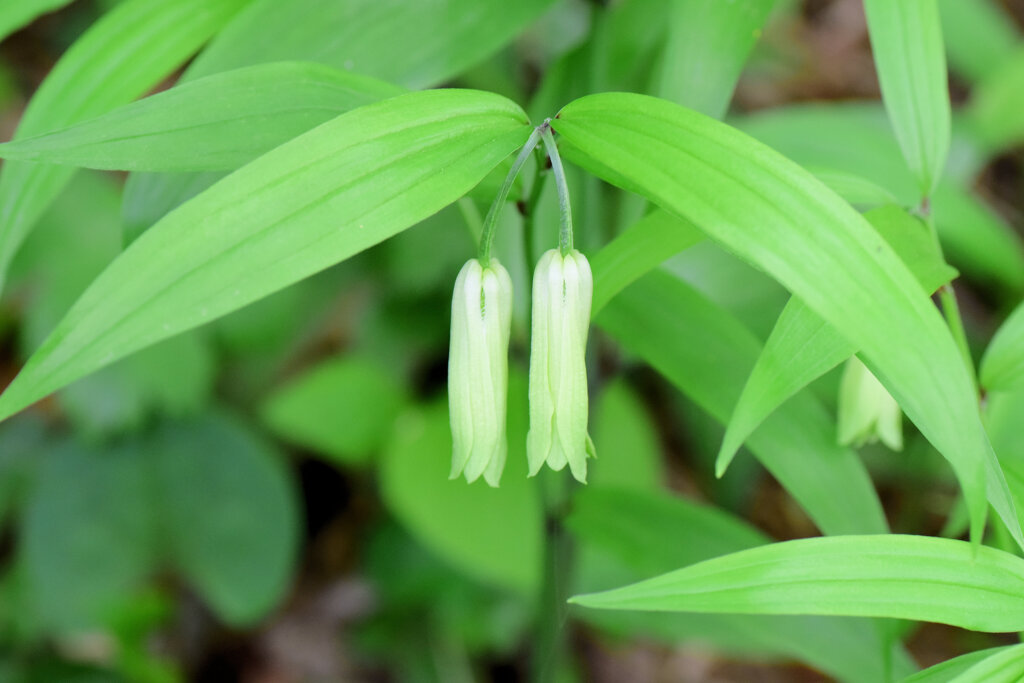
[717,299,854,476]
[57,334,215,438]
[985,388,1024,475]
[0,62,404,172]
[187,0,555,88]
[12,171,215,437]
[22,440,156,630]
[589,379,665,492]
[123,0,553,243]
[590,208,704,314]
[594,199,896,334]
[735,103,1024,293]
[863,0,951,195]
[570,535,1024,633]
[0,89,530,422]
[946,645,1024,683]
[657,0,778,119]
[868,206,960,292]
[597,271,888,536]
[552,92,1016,548]
[121,171,224,246]
[930,185,1024,295]
[806,166,898,208]
[981,300,1024,393]
[967,47,1024,155]
[260,354,408,465]
[151,414,299,625]
[0,0,73,44]
[734,102,918,202]
[380,373,542,594]
[717,205,958,475]
[904,646,1016,683]
[936,0,1019,83]
[569,488,915,683]
[570,488,770,572]
[0,0,250,293]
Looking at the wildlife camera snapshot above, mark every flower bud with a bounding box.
[527,248,595,482]
[448,258,513,486]
[837,356,903,451]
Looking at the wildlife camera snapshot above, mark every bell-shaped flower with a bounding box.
[837,355,903,451]
[527,248,596,482]
[448,258,513,486]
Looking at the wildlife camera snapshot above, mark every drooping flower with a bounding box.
[527,248,596,482]
[837,355,903,450]
[448,258,513,486]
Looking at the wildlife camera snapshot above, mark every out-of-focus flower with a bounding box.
[837,355,903,451]
[448,258,513,486]
[527,248,595,482]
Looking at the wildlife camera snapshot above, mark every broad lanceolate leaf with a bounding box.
[0,0,250,294]
[590,209,704,314]
[0,0,73,44]
[570,488,915,683]
[807,166,897,208]
[735,103,1024,293]
[717,205,958,475]
[14,172,215,438]
[122,171,226,246]
[981,300,1024,393]
[943,645,1024,683]
[570,535,1024,633]
[0,90,530,422]
[122,0,552,245]
[903,647,1014,683]
[597,271,888,537]
[717,300,853,476]
[863,0,951,196]
[187,0,555,89]
[552,92,1018,548]
[658,0,778,119]
[0,62,403,172]
[588,177,893,319]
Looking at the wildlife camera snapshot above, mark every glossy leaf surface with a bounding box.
[0,90,530,422]
[552,92,1017,547]
[572,535,1024,633]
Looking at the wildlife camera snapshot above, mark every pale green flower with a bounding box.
[837,355,903,451]
[527,248,595,482]
[448,258,513,486]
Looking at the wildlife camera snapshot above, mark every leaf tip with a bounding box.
[715,440,740,479]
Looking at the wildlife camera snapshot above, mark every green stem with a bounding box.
[920,204,976,392]
[479,127,543,266]
[939,284,974,388]
[540,123,574,255]
[522,149,546,269]
[531,470,575,683]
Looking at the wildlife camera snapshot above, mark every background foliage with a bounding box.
[0,0,1023,681]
